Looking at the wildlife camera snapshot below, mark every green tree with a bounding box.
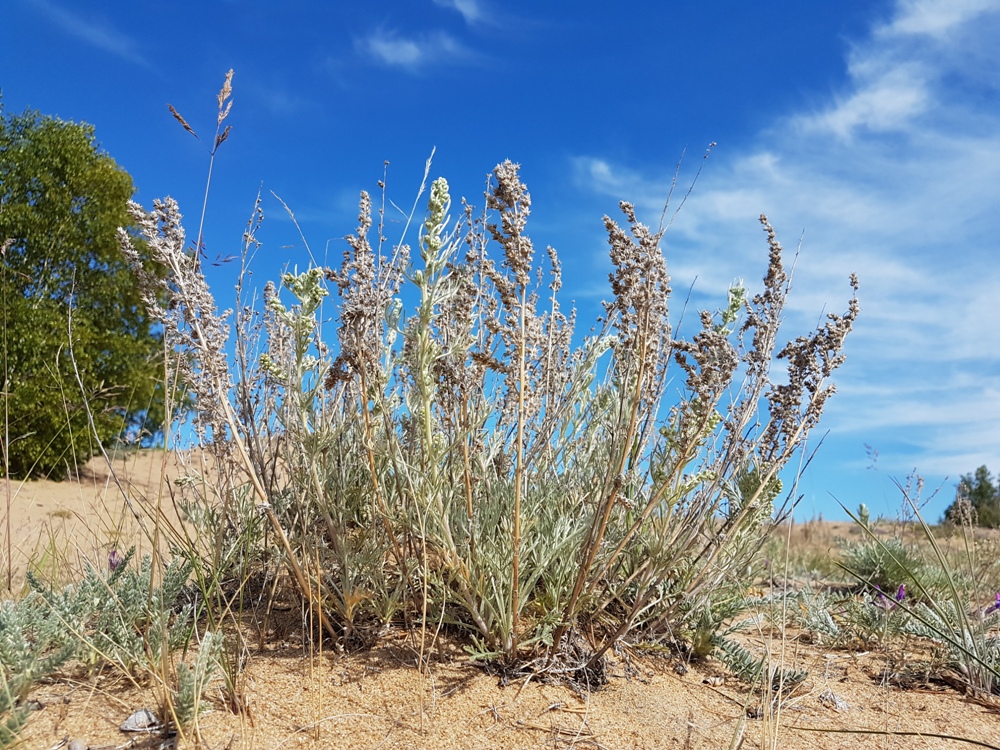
[943,465,1000,529]
[0,102,164,479]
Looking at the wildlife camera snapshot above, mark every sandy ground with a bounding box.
[1,449,182,591]
[3,452,1000,750]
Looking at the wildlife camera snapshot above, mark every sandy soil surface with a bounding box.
[1,449,184,591]
[3,452,1000,750]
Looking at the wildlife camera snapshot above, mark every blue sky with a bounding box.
[3,0,999,521]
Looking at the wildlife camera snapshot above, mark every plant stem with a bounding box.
[552,310,650,650]
[510,283,527,654]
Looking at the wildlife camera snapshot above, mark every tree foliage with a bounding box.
[943,465,1000,529]
[0,102,164,479]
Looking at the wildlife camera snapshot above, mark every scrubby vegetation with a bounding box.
[118,154,860,665]
[3,72,999,749]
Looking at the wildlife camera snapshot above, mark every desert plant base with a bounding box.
[16,628,1000,750]
[5,453,1000,749]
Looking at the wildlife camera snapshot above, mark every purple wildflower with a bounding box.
[873,586,889,609]
[986,592,1000,616]
[873,584,905,611]
[109,549,124,573]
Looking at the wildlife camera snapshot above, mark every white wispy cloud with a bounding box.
[796,0,1000,140]
[572,0,1000,478]
[880,0,999,37]
[432,0,488,25]
[30,0,148,67]
[356,29,468,70]
[797,62,930,139]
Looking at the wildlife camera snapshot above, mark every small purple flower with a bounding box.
[108,549,124,573]
[873,584,905,611]
[986,592,1000,616]
[873,586,889,609]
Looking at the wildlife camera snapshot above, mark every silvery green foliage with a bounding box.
[902,601,1000,695]
[177,481,270,580]
[0,595,76,691]
[832,592,911,647]
[27,548,195,673]
[1,595,76,747]
[173,631,223,731]
[678,590,815,693]
[685,592,754,659]
[1,550,194,744]
[132,160,860,665]
[0,679,29,749]
[841,536,929,595]
[791,589,841,644]
[713,636,807,692]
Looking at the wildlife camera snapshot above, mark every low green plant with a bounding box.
[841,535,930,596]
[714,636,808,694]
[788,588,842,645]
[0,547,194,744]
[170,629,223,736]
[0,594,77,747]
[842,487,1000,698]
[0,677,29,749]
[837,587,913,648]
[692,588,810,700]
[26,547,194,674]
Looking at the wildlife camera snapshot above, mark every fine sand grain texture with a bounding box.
[1,450,184,591]
[4,452,1000,749]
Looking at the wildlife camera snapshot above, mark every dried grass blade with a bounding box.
[167,104,197,137]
